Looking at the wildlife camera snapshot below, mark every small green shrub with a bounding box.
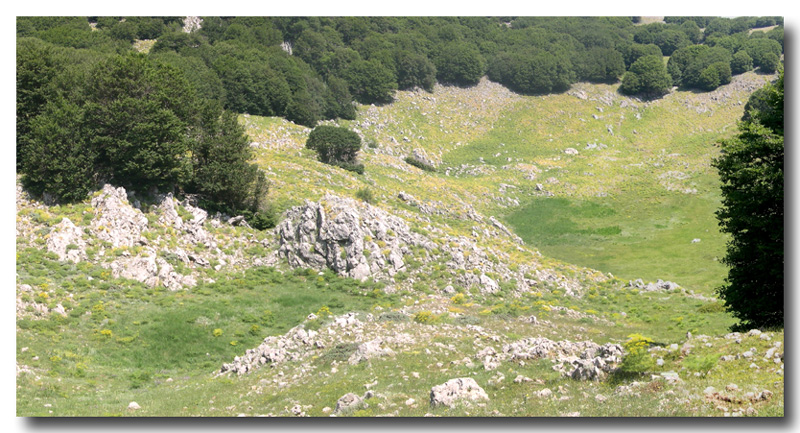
[404,156,437,172]
[413,310,440,324]
[697,301,727,313]
[355,187,375,204]
[619,333,656,374]
[319,342,360,364]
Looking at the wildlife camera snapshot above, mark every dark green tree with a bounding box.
[669,45,731,90]
[395,50,437,92]
[619,55,671,98]
[621,43,663,69]
[654,29,691,56]
[758,52,780,74]
[697,61,731,91]
[433,42,485,86]
[704,18,732,38]
[16,38,62,169]
[83,53,197,191]
[766,27,784,53]
[323,76,357,120]
[680,20,703,44]
[345,59,397,104]
[743,38,782,69]
[20,98,97,203]
[713,72,783,330]
[576,47,625,83]
[305,125,363,173]
[730,50,754,75]
[189,102,268,216]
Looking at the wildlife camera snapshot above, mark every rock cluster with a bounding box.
[334,393,365,414]
[502,337,624,381]
[410,148,438,168]
[277,194,433,280]
[182,16,202,33]
[109,247,197,290]
[16,284,67,319]
[91,184,149,248]
[430,378,489,408]
[219,327,323,376]
[627,278,680,292]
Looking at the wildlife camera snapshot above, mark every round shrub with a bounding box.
[306,125,363,173]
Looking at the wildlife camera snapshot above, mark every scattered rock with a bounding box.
[348,338,395,364]
[430,378,489,408]
[334,393,363,414]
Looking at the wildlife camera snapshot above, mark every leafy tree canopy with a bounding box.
[713,72,783,330]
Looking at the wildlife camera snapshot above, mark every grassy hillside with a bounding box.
[247,72,774,295]
[16,71,782,417]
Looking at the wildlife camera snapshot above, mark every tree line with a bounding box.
[16,16,784,226]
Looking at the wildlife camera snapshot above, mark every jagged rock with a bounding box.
[430,378,489,407]
[46,218,87,263]
[628,278,680,292]
[479,274,500,294]
[158,193,183,229]
[475,346,501,370]
[227,215,251,229]
[503,337,623,380]
[91,185,148,248]
[277,194,432,281]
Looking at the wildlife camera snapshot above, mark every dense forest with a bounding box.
[16,16,784,225]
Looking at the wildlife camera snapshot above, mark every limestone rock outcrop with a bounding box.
[91,184,148,248]
[46,218,87,263]
[277,194,433,280]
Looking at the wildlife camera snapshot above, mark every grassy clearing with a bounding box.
[506,192,728,293]
[15,248,395,416]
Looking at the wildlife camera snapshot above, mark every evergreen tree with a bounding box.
[190,103,266,215]
[20,98,97,203]
[83,53,198,191]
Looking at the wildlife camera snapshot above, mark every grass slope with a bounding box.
[17,71,782,417]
